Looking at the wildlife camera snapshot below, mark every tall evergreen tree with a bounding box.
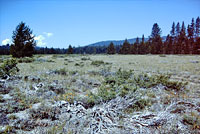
[107,42,116,54]
[135,37,140,54]
[193,37,200,54]
[187,19,195,54]
[190,18,195,39]
[67,45,73,54]
[150,23,162,54]
[151,23,161,38]
[170,22,176,54]
[170,22,176,38]
[142,34,145,43]
[119,39,131,54]
[178,22,187,54]
[140,34,146,54]
[10,22,36,58]
[175,22,180,37]
[195,17,200,38]
[164,34,173,54]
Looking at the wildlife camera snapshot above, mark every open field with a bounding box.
[0,54,200,134]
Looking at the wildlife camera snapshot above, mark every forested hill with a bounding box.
[87,37,167,47]
[87,38,149,47]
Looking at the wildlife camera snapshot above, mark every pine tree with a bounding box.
[169,22,176,54]
[67,45,73,54]
[178,22,187,54]
[175,22,180,37]
[10,22,36,58]
[150,23,162,54]
[140,34,146,54]
[190,18,195,39]
[170,22,176,38]
[195,17,200,38]
[151,23,161,38]
[135,37,139,54]
[194,37,200,54]
[107,42,116,54]
[164,34,172,54]
[194,17,200,54]
[142,34,145,43]
[119,39,131,54]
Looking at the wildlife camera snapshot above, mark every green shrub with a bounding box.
[159,54,166,57]
[97,85,116,102]
[54,68,68,75]
[133,73,187,91]
[95,69,136,102]
[47,122,66,134]
[91,60,104,67]
[119,84,137,97]
[47,59,55,62]
[124,98,152,113]
[81,57,90,61]
[18,57,35,63]
[116,68,133,80]
[0,95,4,102]
[75,62,84,67]
[86,91,99,107]
[3,125,13,133]
[52,54,65,59]
[94,69,187,104]
[69,70,77,75]
[0,58,19,78]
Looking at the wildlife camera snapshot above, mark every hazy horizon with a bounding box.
[0,0,200,48]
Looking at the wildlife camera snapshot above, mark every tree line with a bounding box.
[107,17,200,55]
[0,17,199,57]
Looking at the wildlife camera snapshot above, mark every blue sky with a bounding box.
[0,0,199,48]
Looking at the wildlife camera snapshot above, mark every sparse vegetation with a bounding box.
[81,57,90,61]
[0,58,19,79]
[183,111,200,129]
[0,54,199,134]
[17,57,35,63]
[54,68,68,75]
[91,60,105,66]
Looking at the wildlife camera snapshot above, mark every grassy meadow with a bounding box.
[0,54,200,133]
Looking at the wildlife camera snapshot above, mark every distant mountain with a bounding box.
[87,38,147,47]
[86,36,166,47]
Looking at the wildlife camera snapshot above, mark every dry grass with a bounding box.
[1,54,200,133]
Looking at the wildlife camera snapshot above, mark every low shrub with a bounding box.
[133,73,187,91]
[0,95,4,102]
[183,112,200,129]
[91,60,104,67]
[52,54,65,59]
[81,57,90,61]
[18,57,35,63]
[54,68,68,75]
[159,54,166,57]
[75,62,84,67]
[0,58,19,79]
[124,98,152,113]
[29,104,60,120]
